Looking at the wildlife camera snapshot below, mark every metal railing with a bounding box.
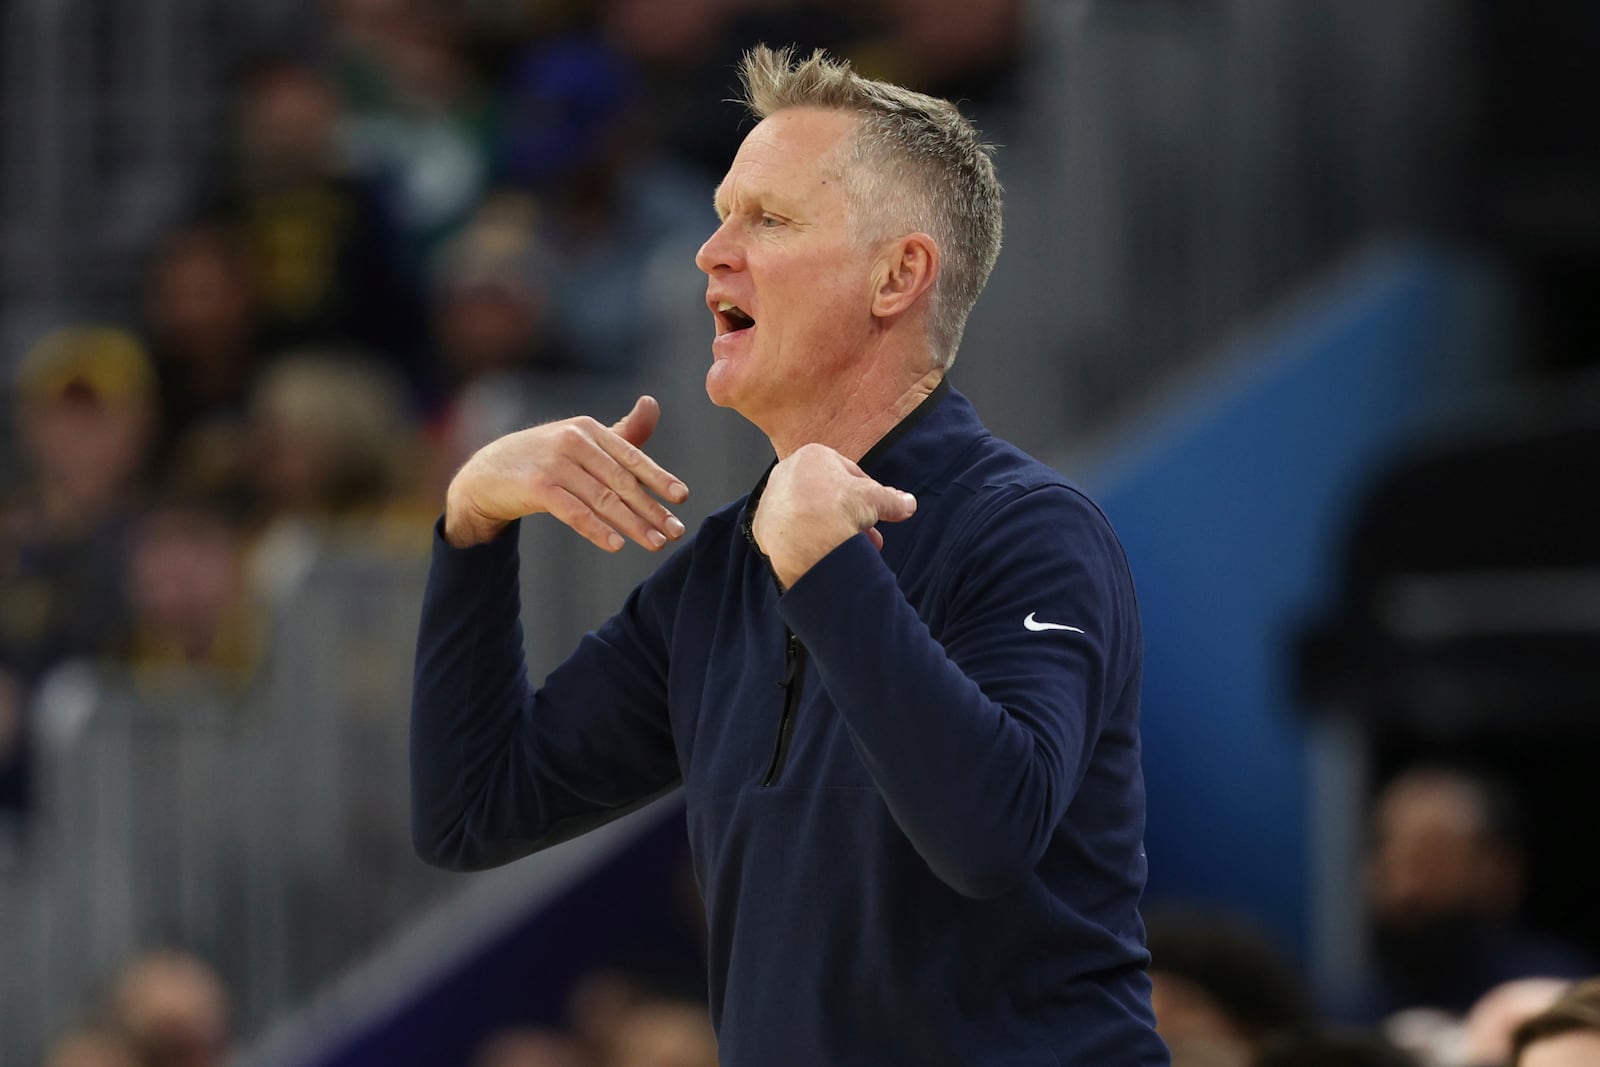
[1,535,455,1065]
[0,0,318,365]
[0,360,767,1066]
[958,0,1467,454]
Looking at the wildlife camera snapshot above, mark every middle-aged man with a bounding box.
[412,45,1168,1066]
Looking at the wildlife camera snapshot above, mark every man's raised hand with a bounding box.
[751,443,917,590]
[444,395,690,551]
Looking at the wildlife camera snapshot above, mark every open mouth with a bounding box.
[716,300,756,334]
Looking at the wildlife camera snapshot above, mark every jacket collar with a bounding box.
[856,375,980,498]
[741,375,982,536]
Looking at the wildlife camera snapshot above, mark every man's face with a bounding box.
[696,107,880,429]
[1365,775,1505,923]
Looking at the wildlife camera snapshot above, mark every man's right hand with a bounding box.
[444,395,690,551]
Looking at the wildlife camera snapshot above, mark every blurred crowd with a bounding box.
[1152,766,1595,1067]
[32,761,1600,1066]
[0,0,1023,825]
[7,1,1600,1066]
[39,952,720,1067]
[470,972,718,1067]
[0,0,1019,1062]
[43,951,231,1067]
[37,931,1600,1067]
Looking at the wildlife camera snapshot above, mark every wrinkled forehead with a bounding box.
[712,107,859,218]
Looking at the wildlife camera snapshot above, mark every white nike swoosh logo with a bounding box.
[1024,613,1084,633]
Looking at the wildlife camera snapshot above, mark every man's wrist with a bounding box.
[766,538,848,592]
[443,504,508,549]
[752,530,823,592]
[771,556,806,592]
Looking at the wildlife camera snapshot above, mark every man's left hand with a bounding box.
[752,444,917,589]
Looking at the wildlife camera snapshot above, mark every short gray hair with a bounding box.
[738,45,1003,369]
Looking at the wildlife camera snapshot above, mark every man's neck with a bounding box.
[769,365,946,462]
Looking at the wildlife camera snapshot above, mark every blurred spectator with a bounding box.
[472,1027,587,1067]
[492,29,704,373]
[1165,1042,1248,1067]
[6,327,157,544]
[143,224,262,463]
[42,1025,142,1067]
[247,351,417,519]
[852,0,1023,116]
[610,999,718,1067]
[495,34,639,193]
[599,0,729,75]
[1145,909,1315,1065]
[599,0,866,180]
[0,327,157,809]
[1362,767,1591,1019]
[109,950,233,1067]
[424,193,565,491]
[568,971,648,1067]
[1384,978,1573,1066]
[1461,978,1574,1067]
[244,352,427,598]
[1511,978,1600,1067]
[1256,1030,1422,1067]
[329,0,492,268]
[431,193,557,381]
[1383,1007,1463,1067]
[206,56,430,401]
[232,58,360,335]
[119,499,261,689]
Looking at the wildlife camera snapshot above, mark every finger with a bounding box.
[569,435,686,543]
[544,485,626,553]
[592,415,689,505]
[865,527,885,551]
[559,456,673,551]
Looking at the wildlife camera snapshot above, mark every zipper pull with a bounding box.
[777,632,800,687]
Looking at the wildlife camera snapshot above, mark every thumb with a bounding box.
[872,484,918,525]
[613,395,661,447]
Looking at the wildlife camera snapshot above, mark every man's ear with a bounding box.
[871,233,938,320]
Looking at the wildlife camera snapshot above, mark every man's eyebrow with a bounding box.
[712,184,727,221]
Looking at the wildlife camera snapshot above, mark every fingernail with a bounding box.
[608,532,624,551]
[648,530,666,548]
[903,492,917,508]
[669,481,688,502]
[666,516,686,538]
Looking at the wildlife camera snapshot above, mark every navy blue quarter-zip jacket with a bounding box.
[411,382,1169,1065]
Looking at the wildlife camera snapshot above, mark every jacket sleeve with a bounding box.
[777,484,1138,898]
[410,518,683,871]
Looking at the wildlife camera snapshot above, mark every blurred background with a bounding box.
[1,1,1597,1066]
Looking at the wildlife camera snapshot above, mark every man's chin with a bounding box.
[704,360,741,410]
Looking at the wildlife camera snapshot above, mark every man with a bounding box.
[1361,766,1590,1019]
[412,45,1166,1065]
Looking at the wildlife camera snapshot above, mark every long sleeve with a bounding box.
[777,485,1138,899]
[410,519,683,871]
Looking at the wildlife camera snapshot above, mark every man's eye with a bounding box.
[759,215,781,229]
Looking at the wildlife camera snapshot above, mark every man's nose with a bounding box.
[695,220,742,275]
